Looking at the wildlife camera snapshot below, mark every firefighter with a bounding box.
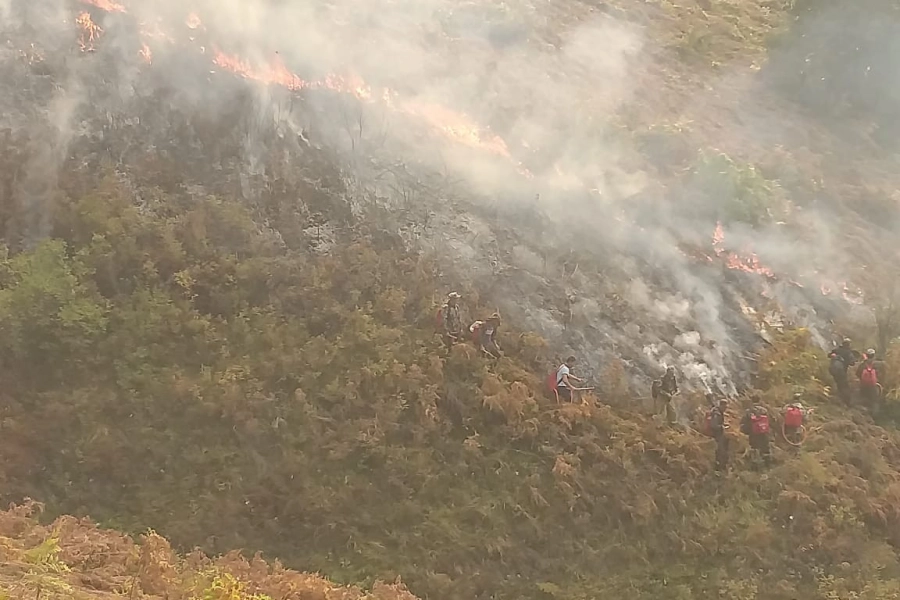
[856,349,882,411]
[782,393,808,447]
[440,292,464,350]
[741,403,772,468]
[472,313,503,359]
[828,338,858,403]
[709,398,730,473]
[555,355,585,402]
[651,367,679,425]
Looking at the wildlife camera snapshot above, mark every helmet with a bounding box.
[490,312,501,320]
[842,338,852,346]
[448,292,461,299]
[866,348,876,358]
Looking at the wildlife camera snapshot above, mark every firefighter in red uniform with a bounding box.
[741,402,772,468]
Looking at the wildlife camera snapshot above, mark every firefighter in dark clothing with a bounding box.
[653,367,679,425]
[741,404,772,468]
[474,313,503,358]
[709,399,730,472]
[441,292,464,350]
[828,338,859,402]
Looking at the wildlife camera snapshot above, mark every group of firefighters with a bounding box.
[437,292,888,474]
[438,292,503,358]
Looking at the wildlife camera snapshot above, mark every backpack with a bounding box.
[702,408,715,437]
[546,371,559,395]
[861,364,878,388]
[829,356,846,377]
[751,412,770,435]
[651,380,661,400]
[740,413,752,435]
[469,321,483,344]
[435,306,445,331]
[784,406,804,428]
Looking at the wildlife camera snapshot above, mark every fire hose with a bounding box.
[781,407,816,447]
[781,421,807,447]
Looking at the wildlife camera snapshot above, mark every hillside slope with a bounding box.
[1,178,900,600]
[1,0,900,599]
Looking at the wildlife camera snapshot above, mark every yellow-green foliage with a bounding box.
[692,150,787,227]
[192,570,273,600]
[756,328,830,399]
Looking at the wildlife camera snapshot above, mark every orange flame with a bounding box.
[212,50,307,90]
[80,0,126,13]
[712,222,725,247]
[76,12,103,52]
[401,100,510,158]
[210,51,520,157]
[70,5,526,164]
[139,42,152,64]
[711,221,775,278]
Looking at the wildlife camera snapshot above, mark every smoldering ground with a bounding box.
[0,0,884,402]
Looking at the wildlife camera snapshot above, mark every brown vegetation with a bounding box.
[0,499,419,599]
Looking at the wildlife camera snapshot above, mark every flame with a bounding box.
[400,100,510,158]
[76,12,103,52]
[711,221,775,278]
[72,4,529,166]
[210,50,514,157]
[80,0,126,13]
[139,42,152,64]
[212,50,307,91]
[321,72,373,101]
[712,222,725,247]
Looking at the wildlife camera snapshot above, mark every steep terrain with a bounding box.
[1,0,900,599]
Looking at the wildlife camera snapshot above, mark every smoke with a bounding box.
[0,0,887,400]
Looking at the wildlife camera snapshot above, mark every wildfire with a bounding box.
[320,72,373,101]
[80,0,126,13]
[712,221,725,247]
[711,222,775,278]
[210,50,515,157]
[70,3,531,167]
[76,12,103,52]
[212,50,307,91]
[401,100,510,158]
